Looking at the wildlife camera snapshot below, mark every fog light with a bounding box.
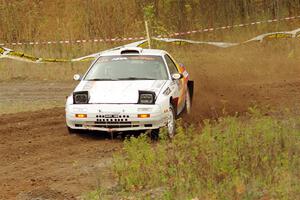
[75,114,87,118]
[138,114,150,118]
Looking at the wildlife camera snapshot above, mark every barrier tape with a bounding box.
[245,28,300,42]
[1,15,300,47]
[0,40,148,63]
[157,15,300,38]
[1,28,300,63]
[153,38,239,48]
[154,28,300,48]
[0,37,146,47]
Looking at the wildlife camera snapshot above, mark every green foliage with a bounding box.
[143,3,168,36]
[143,4,155,21]
[112,109,300,199]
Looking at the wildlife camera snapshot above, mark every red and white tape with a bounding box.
[159,16,300,38]
[0,36,146,47]
[1,15,299,46]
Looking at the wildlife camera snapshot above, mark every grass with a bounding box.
[88,109,300,200]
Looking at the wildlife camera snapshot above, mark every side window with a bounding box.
[164,55,178,75]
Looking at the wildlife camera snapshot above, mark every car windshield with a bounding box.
[84,55,168,81]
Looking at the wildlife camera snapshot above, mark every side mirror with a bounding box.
[171,73,183,80]
[73,74,81,81]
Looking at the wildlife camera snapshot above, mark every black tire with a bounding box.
[149,105,176,140]
[166,104,176,138]
[184,88,192,115]
[150,129,160,140]
[67,126,81,134]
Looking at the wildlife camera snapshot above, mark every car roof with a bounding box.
[99,47,168,57]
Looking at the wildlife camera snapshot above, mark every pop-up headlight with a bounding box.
[138,91,156,104]
[73,91,89,104]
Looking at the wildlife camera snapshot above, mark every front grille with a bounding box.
[90,114,138,128]
[96,114,130,118]
[96,118,129,122]
[96,114,130,122]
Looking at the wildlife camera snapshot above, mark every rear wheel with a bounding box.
[184,89,192,114]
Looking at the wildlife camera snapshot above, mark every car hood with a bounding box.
[74,80,167,104]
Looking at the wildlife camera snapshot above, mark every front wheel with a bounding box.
[167,104,176,138]
[150,105,176,140]
[67,126,82,134]
[149,129,159,140]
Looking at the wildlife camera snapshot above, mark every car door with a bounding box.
[164,54,185,114]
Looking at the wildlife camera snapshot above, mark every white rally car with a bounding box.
[65,47,193,138]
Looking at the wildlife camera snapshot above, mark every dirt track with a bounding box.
[1,77,300,199]
[0,108,122,199]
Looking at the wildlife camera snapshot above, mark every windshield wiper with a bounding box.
[86,78,118,81]
[118,77,156,80]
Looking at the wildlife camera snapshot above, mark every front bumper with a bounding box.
[66,103,168,132]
